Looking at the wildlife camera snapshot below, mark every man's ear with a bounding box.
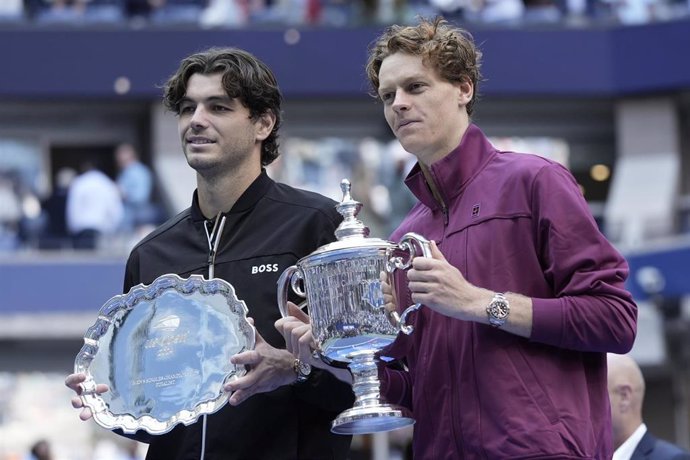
[255,110,276,141]
[616,384,634,411]
[457,78,473,107]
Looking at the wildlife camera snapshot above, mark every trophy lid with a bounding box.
[304,179,393,258]
[334,179,369,240]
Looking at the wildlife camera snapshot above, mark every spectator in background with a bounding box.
[199,0,248,27]
[600,0,671,24]
[607,353,690,460]
[34,0,87,24]
[0,172,22,250]
[146,0,204,25]
[521,0,564,22]
[0,0,24,22]
[428,0,467,22]
[39,167,76,249]
[26,439,53,460]
[115,143,153,232]
[466,0,526,24]
[66,160,123,249]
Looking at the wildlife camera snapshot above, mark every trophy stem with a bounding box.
[330,350,415,435]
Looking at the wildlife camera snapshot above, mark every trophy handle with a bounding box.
[386,232,432,335]
[277,265,306,318]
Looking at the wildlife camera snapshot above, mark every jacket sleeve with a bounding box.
[379,364,413,410]
[122,249,140,294]
[294,369,355,412]
[376,327,415,410]
[529,163,637,353]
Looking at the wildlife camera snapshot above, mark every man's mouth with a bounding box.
[187,137,215,145]
[397,120,416,130]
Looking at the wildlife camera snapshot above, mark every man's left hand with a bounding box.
[407,240,486,321]
[225,319,295,405]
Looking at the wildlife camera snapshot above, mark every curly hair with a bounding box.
[163,47,283,166]
[365,17,483,116]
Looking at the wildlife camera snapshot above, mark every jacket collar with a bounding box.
[190,169,273,222]
[404,124,497,210]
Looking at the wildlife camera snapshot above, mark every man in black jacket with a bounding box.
[66,47,354,459]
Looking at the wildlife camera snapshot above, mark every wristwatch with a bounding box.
[293,358,312,383]
[486,292,510,328]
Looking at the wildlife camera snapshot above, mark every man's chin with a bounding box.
[186,157,218,172]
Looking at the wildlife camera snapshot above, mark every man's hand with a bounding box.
[275,302,353,384]
[225,319,296,406]
[65,373,109,421]
[405,240,485,321]
[275,302,322,369]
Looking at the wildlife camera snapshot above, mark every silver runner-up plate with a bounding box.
[74,274,255,435]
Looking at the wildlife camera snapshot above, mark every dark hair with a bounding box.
[163,47,283,166]
[366,17,483,116]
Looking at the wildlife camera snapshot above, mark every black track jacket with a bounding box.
[123,170,354,459]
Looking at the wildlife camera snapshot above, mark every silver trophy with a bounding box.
[277,179,431,435]
[74,274,255,434]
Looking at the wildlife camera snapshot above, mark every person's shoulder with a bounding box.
[495,150,575,186]
[129,207,191,253]
[496,150,560,173]
[133,161,153,174]
[267,181,339,214]
[651,434,690,459]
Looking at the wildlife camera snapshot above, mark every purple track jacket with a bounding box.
[380,125,637,459]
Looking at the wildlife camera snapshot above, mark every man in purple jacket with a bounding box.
[278,16,637,459]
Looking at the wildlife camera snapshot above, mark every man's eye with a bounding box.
[213,105,230,112]
[380,93,393,103]
[179,105,195,114]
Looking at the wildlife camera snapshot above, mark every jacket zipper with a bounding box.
[421,165,449,227]
[422,164,461,454]
[200,212,227,459]
[204,212,227,279]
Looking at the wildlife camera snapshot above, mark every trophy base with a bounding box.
[331,404,415,435]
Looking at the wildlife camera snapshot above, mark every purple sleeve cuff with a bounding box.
[378,365,410,407]
[530,297,564,347]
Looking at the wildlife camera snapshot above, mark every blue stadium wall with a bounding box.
[1,19,690,99]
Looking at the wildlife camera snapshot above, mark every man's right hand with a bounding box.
[65,372,109,421]
[275,302,353,385]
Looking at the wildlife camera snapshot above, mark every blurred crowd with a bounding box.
[0,143,162,253]
[0,0,687,29]
[0,135,415,254]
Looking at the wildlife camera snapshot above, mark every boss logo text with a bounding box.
[251,264,279,274]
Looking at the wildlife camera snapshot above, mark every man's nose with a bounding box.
[190,106,208,129]
[391,91,410,112]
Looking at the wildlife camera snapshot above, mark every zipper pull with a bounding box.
[204,213,226,279]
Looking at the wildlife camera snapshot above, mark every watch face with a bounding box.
[295,359,312,376]
[491,300,509,319]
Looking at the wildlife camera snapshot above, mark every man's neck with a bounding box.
[614,420,644,450]
[196,164,261,219]
[612,423,646,460]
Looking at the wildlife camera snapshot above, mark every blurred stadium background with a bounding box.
[1,1,690,459]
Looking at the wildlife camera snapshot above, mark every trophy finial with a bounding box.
[341,179,352,201]
[335,178,370,240]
